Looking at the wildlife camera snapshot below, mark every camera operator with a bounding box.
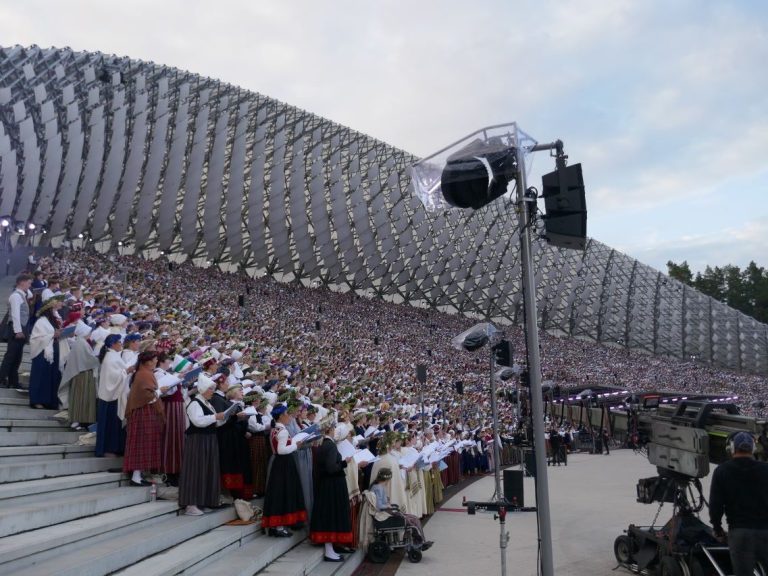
[709,432,768,576]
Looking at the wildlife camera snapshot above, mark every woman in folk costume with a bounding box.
[213,384,254,500]
[28,295,69,409]
[335,416,366,552]
[262,403,307,538]
[95,334,129,457]
[370,431,409,512]
[247,395,273,497]
[179,374,227,516]
[59,321,99,430]
[123,351,165,486]
[401,432,427,518]
[286,398,314,523]
[155,353,184,486]
[310,417,353,563]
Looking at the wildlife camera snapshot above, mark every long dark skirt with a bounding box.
[179,434,220,508]
[161,398,185,474]
[218,423,254,499]
[29,347,61,409]
[95,399,125,457]
[262,453,307,529]
[249,434,271,496]
[310,474,353,544]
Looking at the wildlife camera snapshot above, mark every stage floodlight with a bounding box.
[28,223,36,230]
[451,322,498,352]
[0,218,9,228]
[440,139,517,210]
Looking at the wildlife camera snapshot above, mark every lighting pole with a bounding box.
[515,144,555,576]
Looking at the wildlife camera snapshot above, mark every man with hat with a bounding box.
[709,432,768,576]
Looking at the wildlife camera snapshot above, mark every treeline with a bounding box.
[667,260,768,324]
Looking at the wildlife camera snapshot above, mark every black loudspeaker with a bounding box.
[503,469,524,505]
[315,320,321,331]
[427,349,432,357]
[455,381,464,395]
[374,336,379,345]
[168,262,174,272]
[416,364,427,384]
[237,295,245,307]
[541,163,587,250]
[524,449,536,478]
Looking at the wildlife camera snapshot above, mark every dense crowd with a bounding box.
[0,247,765,556]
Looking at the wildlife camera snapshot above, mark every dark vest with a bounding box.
[186,398,217,435]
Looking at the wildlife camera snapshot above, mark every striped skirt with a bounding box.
[179,434,221,508]
[123,404,164,472]
[161,399,185,474]
[249,434,271,496]
[69,371,97,424]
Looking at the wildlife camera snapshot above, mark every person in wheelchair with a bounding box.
[370,467,433,550]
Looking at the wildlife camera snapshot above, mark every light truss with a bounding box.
[1,45,766,374]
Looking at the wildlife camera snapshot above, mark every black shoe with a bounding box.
[323,556,344,563]
[269,527,292,537]
[421,541,434,551]
[335,546,355,554]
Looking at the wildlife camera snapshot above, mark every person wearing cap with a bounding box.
[310,417,353,562]
[368,467,431,550]
[262,403,308,537]
[95,334,130,457]
[179,374,229,516]
[122,333,142,368]
[709,432,768,576]
[28,295,69,409]
[59,321,99,430]
[0,273,33,389]
[123,351,164,486]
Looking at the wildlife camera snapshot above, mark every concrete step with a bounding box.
[0,456,122,483]
[0,429,85,446]
[115,520,265,576]
[0,470,124,504]
[0,418,69,430]
[191,530,306,576]
[7,506,238,576]
[0,501,179,573]
[0,443,94,464]
[0,485,149,538]
[254,540,325,576]
[0,395,34,405]
[0,405,61,420]
[306,550,364,576]
[0,388,28,399]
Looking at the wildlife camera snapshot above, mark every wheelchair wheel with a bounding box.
[368,539,391,564]
[613,535,634,565]
[408,548,423,563]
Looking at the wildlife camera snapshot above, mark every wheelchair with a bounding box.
[366,506,425,564]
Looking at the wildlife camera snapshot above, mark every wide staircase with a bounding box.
[0,276,363,576]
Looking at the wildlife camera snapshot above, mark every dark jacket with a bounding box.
[709,457,768,530]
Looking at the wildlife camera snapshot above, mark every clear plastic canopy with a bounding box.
[410,122,537,212]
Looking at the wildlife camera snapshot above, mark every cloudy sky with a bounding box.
[1,0,766,274]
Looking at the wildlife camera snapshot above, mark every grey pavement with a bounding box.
[397,450,714,576]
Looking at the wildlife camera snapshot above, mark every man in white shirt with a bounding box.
[41,276,61,302]
[0,273,33,388]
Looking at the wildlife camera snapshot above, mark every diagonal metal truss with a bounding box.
[1,45,766,374]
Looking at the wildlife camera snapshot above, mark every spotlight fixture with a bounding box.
[0,218,9,228]
[28,223,36,230]
[78,233,84,239]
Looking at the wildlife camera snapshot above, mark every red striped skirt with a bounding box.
[161,398,185,474]
[123,404,164,472]
[249,434,270,496]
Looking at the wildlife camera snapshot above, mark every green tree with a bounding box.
[694,266,726,301]
[667,260,693,285]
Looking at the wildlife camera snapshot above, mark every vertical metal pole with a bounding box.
[489,347,503,501]
[420,381,426,433]
[488,346,506,576]
[515,146,555,576]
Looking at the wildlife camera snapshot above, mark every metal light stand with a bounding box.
[515,141,559,576]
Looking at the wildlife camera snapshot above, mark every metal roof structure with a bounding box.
[1,45,766,373]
